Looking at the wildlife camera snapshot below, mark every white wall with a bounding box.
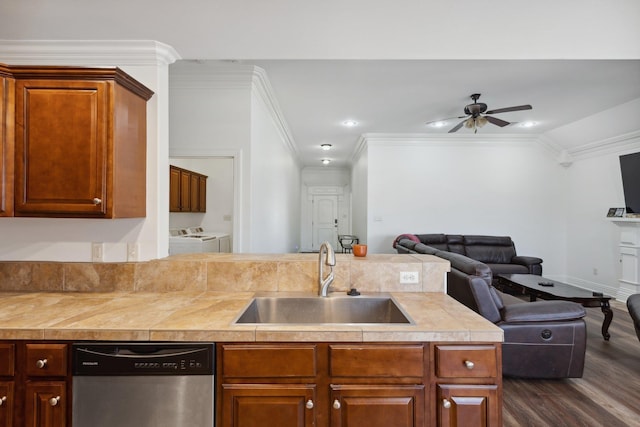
[351,143,369,245]
[357,136,569,277]
[249,90,301,253]
[0,41,178,262]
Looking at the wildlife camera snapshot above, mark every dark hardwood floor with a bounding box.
[503,300,640,427]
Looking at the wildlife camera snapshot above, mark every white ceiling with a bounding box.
[176,59,640,168]
[2,0,640,168]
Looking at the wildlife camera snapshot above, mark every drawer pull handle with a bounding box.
[0,396,6,406]
[49,396,60,407]
[333,400,341,410]
[442,398,452,409]
[36,358,48,369]
[305,399,314,409]
[93,198,102,205]
[464,360,475,370]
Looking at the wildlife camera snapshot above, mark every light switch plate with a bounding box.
[92,242,104,262]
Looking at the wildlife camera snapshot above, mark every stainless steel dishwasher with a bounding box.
[72,342,215,427]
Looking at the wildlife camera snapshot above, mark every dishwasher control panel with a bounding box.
[73,342,215,376]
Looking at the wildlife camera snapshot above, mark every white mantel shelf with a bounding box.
[610,218,640,224]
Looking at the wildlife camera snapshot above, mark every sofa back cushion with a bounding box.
[415,234,449,251]
[445,234,466,255]
[447,270,502,324]
[463,235,517,264]
[435,250,493,281]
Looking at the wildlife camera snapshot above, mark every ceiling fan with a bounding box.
[428,93,532,133]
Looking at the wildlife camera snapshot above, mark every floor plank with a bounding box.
[503,300,640,427]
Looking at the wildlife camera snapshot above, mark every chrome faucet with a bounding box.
[318,241,336,297]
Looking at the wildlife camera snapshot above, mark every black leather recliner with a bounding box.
[628,294,640,342]
[437,250,587,378]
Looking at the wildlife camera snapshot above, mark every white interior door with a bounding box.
[312,195,338,250]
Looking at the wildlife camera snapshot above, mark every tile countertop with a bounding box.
[0,291,503,343]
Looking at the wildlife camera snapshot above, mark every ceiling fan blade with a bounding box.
[425,115,466,125]
[485,105,532,114]
[485,115,510,127]
[448,119,467,133]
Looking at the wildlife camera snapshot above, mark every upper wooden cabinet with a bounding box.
[169,165,207,213]
[0,66,14,218]
[0,64,153,218]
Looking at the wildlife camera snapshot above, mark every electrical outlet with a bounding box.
[127,243,140,262]
[92,242,104,262]
[400,271,419,284]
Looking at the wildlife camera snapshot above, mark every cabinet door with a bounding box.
[179,169,191,211]
[169,166,181,212]
[190,173,200,212]
[221,384,315,427]
[14,79,108,216]
[330,385,425,427]
[0,74,14,217]
[24,381,66,427]
[0,382,14,427]
[437,384,499,427]
[197,175,207,212]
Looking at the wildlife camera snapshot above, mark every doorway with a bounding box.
[312,194,338,250]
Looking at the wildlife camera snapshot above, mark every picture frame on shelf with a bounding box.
[614,208,625,217]
[607,208,617,217]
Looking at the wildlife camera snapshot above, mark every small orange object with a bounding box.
[352,244,367,257]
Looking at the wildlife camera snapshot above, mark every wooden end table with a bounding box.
[496,273,613,341]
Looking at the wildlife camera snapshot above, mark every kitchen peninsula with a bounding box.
[0,254,504,426]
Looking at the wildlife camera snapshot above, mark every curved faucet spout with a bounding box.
[318,241,336,297]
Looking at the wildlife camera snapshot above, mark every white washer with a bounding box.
[185,227,231,253]
[169,228,220,255]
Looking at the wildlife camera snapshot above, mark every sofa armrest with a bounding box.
[512,255,543,275]
[502,300,585,322]
[512,255,543,266]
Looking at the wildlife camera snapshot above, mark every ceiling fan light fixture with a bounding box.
[464,118,475,129]
[476,116,488,127]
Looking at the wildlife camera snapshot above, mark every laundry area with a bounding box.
[169,157,234,255]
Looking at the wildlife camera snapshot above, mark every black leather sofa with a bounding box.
[628,294,640,342]
[394,233,543,280]
[416,247,587,378]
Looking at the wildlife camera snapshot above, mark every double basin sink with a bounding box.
[234,294,414,325]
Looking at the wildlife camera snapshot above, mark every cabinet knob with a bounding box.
[333,399,341,410]
[49,396,60,407]
[305,399,314,409]
[36,358,48,369]
[0,396,6,406]
[442,398,452,409]
[93,198,102,205]
[464,360,475,370]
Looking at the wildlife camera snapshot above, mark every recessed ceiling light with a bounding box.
[429,121,447,128]
[342,120,358,127]
[320,144,332,151]
[321,159,331,165]
[520,121,538,128]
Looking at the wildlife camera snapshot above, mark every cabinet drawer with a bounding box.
[330,345,424,378]
[25,344,68,377]
[434,345,497,378]
[0,344,14,377]
[222,344,317,378]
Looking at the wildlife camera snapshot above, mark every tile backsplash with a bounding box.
[0,253,449,294]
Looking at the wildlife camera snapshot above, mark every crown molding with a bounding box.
[251,66,299,163]
[566,130,640,160]
[170,63,257,90]
[0,40,181,66]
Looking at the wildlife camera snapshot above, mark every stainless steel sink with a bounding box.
[233,295,414,325]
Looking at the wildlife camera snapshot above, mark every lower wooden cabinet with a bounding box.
[330,385,425,427]
[0,382,14,427]
[218,342,501,427]
[0,342,70,427]
[221,384,316,427]
[24,382,66,427]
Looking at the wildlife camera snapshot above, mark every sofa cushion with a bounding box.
[415,234,449,250]
[435,250,492,279]
[503,300,586,322]
[464,235,517,264]
[486,263,530,276]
